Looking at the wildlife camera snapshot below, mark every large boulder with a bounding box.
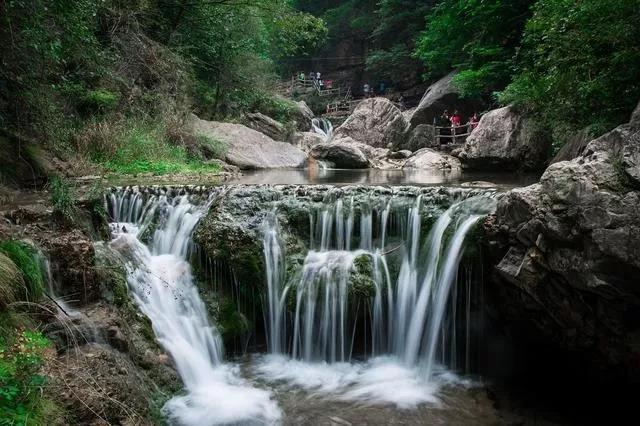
[334,97,408,149]
[486,102,640,383]
[458,106,552,171]
[403,148,461,170]
[191,117,306,170]
[408,71,483,130]
[310,141,369,169]
[245,112,288,141]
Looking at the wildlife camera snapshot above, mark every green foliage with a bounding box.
[499,0,640,143]
[0,241,44,303]
[48,176,76,221]
[217,298,250,339]
[195,134,228,161]
[415,0,534,97]
[0,329,52,426]
[83,89,120,112]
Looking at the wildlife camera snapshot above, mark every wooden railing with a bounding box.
[432,124,475,144]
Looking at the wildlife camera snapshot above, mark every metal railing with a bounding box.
[432,124,476,144]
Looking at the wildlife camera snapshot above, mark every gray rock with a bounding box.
[191,117,306,170]
[486,100,640,382]
[294,101,315,131]
[551,128,596,164]
[407,71,483,130]
[334,97,409,149]
[388,150,413,160]
[458,106,552,171]
[293,132,325,152]
[403,148,461,170]
[404,124,438,151]
[310,142,369,169]
[245,112,288,141]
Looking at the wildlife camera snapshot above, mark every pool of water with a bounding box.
[227,168,540,188]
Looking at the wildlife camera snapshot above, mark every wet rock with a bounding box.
[245,112,288,141]
[191,116,306,170]
[458,106,552,171]
[334,97,409,148]
[403,148,461,170]
[388,150,413,160]
[486,101,640,383]
[310,142,370,169]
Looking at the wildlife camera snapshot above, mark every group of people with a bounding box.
[298,71,333,91]
[436,110,481,144]
[363,82,387,97]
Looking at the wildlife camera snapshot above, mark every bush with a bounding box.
[0,241,44,303]
[48,176,76,221]
[0,329,52,426]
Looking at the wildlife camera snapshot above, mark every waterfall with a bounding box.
[311,117,334,142]
[262,192,495,379]
[105,187,281,425]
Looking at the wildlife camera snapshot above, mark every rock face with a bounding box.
[403,124,438,151]
[459,106,552,171]
[408,71,483,130]
[334,97,408,149]
[245,112,288,141]
[293,101,314,131]
[486,103,640,382]
[403,148,461,170]
[191,117,306,170]
[310,142,369,169]
[551,128,595,164]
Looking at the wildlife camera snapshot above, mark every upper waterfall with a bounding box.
[311,117,334,142]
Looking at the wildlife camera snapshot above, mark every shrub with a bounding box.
[0,241,44,303]
[48,176,76,221]
[0,330,52,426]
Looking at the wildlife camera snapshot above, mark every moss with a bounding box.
[217,298,250,339]
[349,254,377,299]
[0,240,44,302]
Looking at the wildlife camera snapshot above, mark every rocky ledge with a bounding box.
[485,101,640,382]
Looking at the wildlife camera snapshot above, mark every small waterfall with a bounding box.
[105,187,281,425]
[311,117,334,142]
[262,192,495,379]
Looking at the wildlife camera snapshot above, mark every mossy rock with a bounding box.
[349,254,377,299]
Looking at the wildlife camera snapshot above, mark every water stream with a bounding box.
[311,117,334,142]
[105,187,281,425]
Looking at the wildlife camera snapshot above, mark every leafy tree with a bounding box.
[500,0,640,142]
[415,0,534,97]
[366,0,436,88]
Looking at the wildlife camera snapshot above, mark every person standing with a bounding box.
[450,110,462,143]
[469,112,480,131]
[439,110,451,144]
[363,83,370,97]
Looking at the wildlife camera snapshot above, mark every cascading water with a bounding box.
[105,187,281,425]
[259,190,495,405]
[311,117,334,142]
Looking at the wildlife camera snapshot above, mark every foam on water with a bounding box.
[253,355,448,409]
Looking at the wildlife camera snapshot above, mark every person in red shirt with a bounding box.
[450,110,462,143]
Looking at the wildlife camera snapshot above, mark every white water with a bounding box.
[261,192,495,405]
[106,188,281,425]
[311,117,334,142]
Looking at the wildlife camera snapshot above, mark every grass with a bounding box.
[0,253,23,308]
[48,176,76,220]
[91,122,222,176]
[0,241,44,303]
